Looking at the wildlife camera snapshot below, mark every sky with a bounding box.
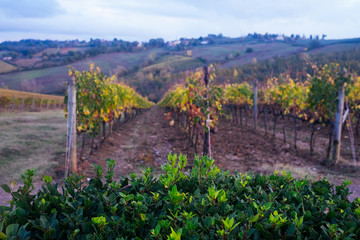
[0,0,359,43]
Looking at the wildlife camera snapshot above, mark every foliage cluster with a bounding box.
[159,67,223,153]
[65,64,154,136]
[161,63,359,126]
[1,154,360,239]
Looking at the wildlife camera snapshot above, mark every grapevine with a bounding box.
[65,64,154,157]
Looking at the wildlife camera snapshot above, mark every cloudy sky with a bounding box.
[0,0,359,42]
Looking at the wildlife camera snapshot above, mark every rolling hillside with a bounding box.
[0,60,17,74]
[0,48,166,94]
[0,39,359,98]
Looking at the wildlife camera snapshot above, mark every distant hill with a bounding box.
[0,48,166,95]
[0,35,359,101]
[0,60,17,74]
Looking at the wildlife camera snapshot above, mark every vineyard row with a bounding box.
[159,63,360,165]
[65,65,154,173]
[0,89,65,111]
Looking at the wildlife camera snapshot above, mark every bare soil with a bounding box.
[2,106,360,206]
[78,106,195,178]
[79,106,360,200]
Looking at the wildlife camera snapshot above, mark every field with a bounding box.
[220,42,301,68]
[0,111,66,188]
[0,48,166,94]
[0,88,64,100]
[141,55,204,72]
[189,42,299,64]
[306,42,360,54]
[0,60,17,74]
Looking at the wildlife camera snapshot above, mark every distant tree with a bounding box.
[308,40,322,50]
[148,38,165,48]
[246,48,253,53]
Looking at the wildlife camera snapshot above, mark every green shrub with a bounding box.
[1,154,359,239]
[246,48,253,53]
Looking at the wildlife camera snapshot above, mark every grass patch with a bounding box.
[0,60,17,73]
[0,110,66,183]
[0,147,25,160]
[36,125,58,131]
[0,121,10,126]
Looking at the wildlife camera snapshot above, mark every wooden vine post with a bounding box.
[66,76,77,175]
[331,82,345,165]
[253,80,258,129]
[202,66,211,158]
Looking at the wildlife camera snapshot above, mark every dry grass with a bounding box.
[0,110,67,184]
[0,88,64,101]
[0,60,17,74]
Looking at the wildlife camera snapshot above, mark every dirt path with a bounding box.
[78,106,194,178]
[2,106,360,206]
[80,106,360,200]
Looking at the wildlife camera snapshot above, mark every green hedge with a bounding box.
[1,154,360,239]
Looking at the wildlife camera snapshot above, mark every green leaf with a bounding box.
[40,215,48,228]
[5,224,19,237]
[264,202,272,211]
[0,232,7,240]
[250,213,260,223]
[15,208,26,218]
[44,229,55,239]
[43,175,53,184]
[217,229,224,237]
[286,224,296,235]
[0,185,10,194]
[168,227,182,240]
[155,224,161,235]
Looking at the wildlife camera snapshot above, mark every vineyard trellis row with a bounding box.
[159,66,223,156]
[0,89,65,112]
[160,63,358,165]
[65,64,154,174]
